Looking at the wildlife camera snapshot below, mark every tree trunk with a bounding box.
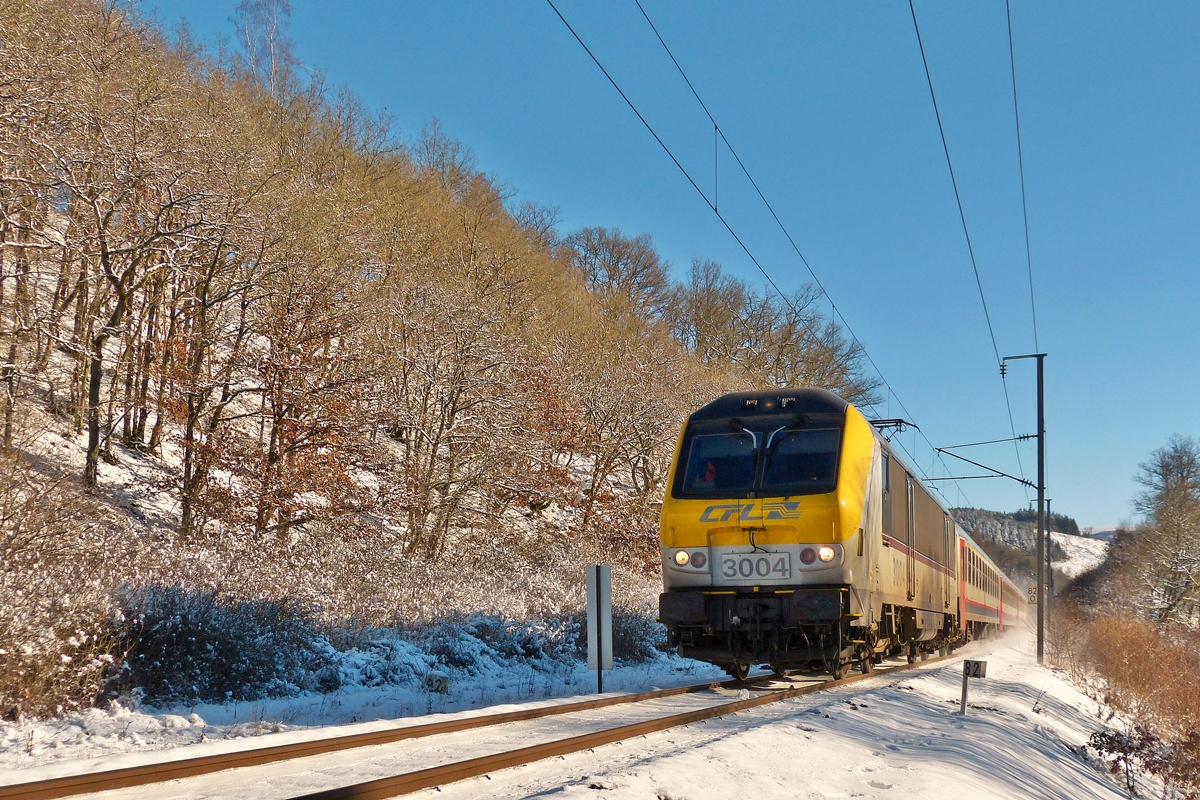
[180,391,201,536]
[83,337,105,487]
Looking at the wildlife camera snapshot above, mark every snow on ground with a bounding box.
[410,628,1142,800]
[2,628,1154,799]
[411,629,1144,800]
[1051,532,1110,580]
[0,654,725,772]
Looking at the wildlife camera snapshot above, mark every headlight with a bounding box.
[818,545,837,563]
[673,550,690,566]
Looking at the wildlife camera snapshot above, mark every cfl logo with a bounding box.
[699,502,801,522]
[763,501,802,520]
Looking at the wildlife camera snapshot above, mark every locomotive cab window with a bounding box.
[679,433,757,496]
[762,428,841,495]
[671,414,845,500]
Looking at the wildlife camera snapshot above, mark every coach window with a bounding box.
[882,452,890,494]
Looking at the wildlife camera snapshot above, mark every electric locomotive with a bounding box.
[658,388,1023,678]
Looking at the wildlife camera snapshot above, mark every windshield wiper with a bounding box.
[728,417,759,449]
[764,415,808,450]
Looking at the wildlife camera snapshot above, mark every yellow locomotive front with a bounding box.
[659,388,876,677]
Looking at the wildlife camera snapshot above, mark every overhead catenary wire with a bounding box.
[1003,0,1047,510]
[907,0,1030,502]
[1005,0,1040,352]
[548,0,971,506]
[627,0,974,508]
[544,0,803,324]
[939,433,1035,450]
[935,448,1036,490]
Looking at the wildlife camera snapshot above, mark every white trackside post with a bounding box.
[587,565,613,693]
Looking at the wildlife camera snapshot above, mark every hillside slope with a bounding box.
[1050,532,1110,580]
[952,507,1079,551]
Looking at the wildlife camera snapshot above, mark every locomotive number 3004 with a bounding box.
[720,553,792,580]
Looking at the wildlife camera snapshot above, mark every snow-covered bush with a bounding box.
[110,585,334,704]
[1088,724,1200,800]
[610,611,667,664]
[407,615,578,677]
[104,602,667,708]
[0,452,124,719]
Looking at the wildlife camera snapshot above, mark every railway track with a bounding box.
[0,673,780,800]
[3,652,956,800]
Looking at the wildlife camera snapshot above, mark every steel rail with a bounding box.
[293,654,955,800]
[0,675,774,800]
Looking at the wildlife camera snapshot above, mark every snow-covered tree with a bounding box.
[1134,435,1200,624]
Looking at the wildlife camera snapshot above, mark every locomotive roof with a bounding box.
[689,388,849,421]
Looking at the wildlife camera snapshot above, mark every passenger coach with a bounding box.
[658,388,1024,678]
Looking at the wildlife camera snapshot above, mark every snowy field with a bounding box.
[1,627,1154,799]
[1051,532,1110,580]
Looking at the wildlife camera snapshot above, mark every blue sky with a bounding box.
[147,1,1199,528]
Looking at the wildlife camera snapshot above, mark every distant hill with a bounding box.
[1006,507,1080,536]
[951,507,1080,552]
[951,507,1083,588]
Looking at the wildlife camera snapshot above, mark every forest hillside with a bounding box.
[0,0,878,718]
[952,506,1081,551]
[951,506,1082,588]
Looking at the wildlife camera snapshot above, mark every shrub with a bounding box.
[109,585,334,704]
[1052,605,1200,797]
[611,611,665,663]
[0,452,122,719]
[569,608,665,665]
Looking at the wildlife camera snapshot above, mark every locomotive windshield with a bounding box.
[674,419,842,499]
[762,428,841,495]
[679,432,757,495]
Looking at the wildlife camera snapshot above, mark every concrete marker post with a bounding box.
[961,659,986,715]
[587,565,613,693]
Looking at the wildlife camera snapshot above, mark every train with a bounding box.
[658,388,1026,679]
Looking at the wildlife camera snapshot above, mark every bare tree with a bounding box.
[1134,435,1200,623]
[370,277,526,556]
[412,118,479,199]
[231,0,297,101]
[667,258,880,404]
[4,2,208,486]
[512,201,560,249]
[562,227,672,319]
[667,258,747,364]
